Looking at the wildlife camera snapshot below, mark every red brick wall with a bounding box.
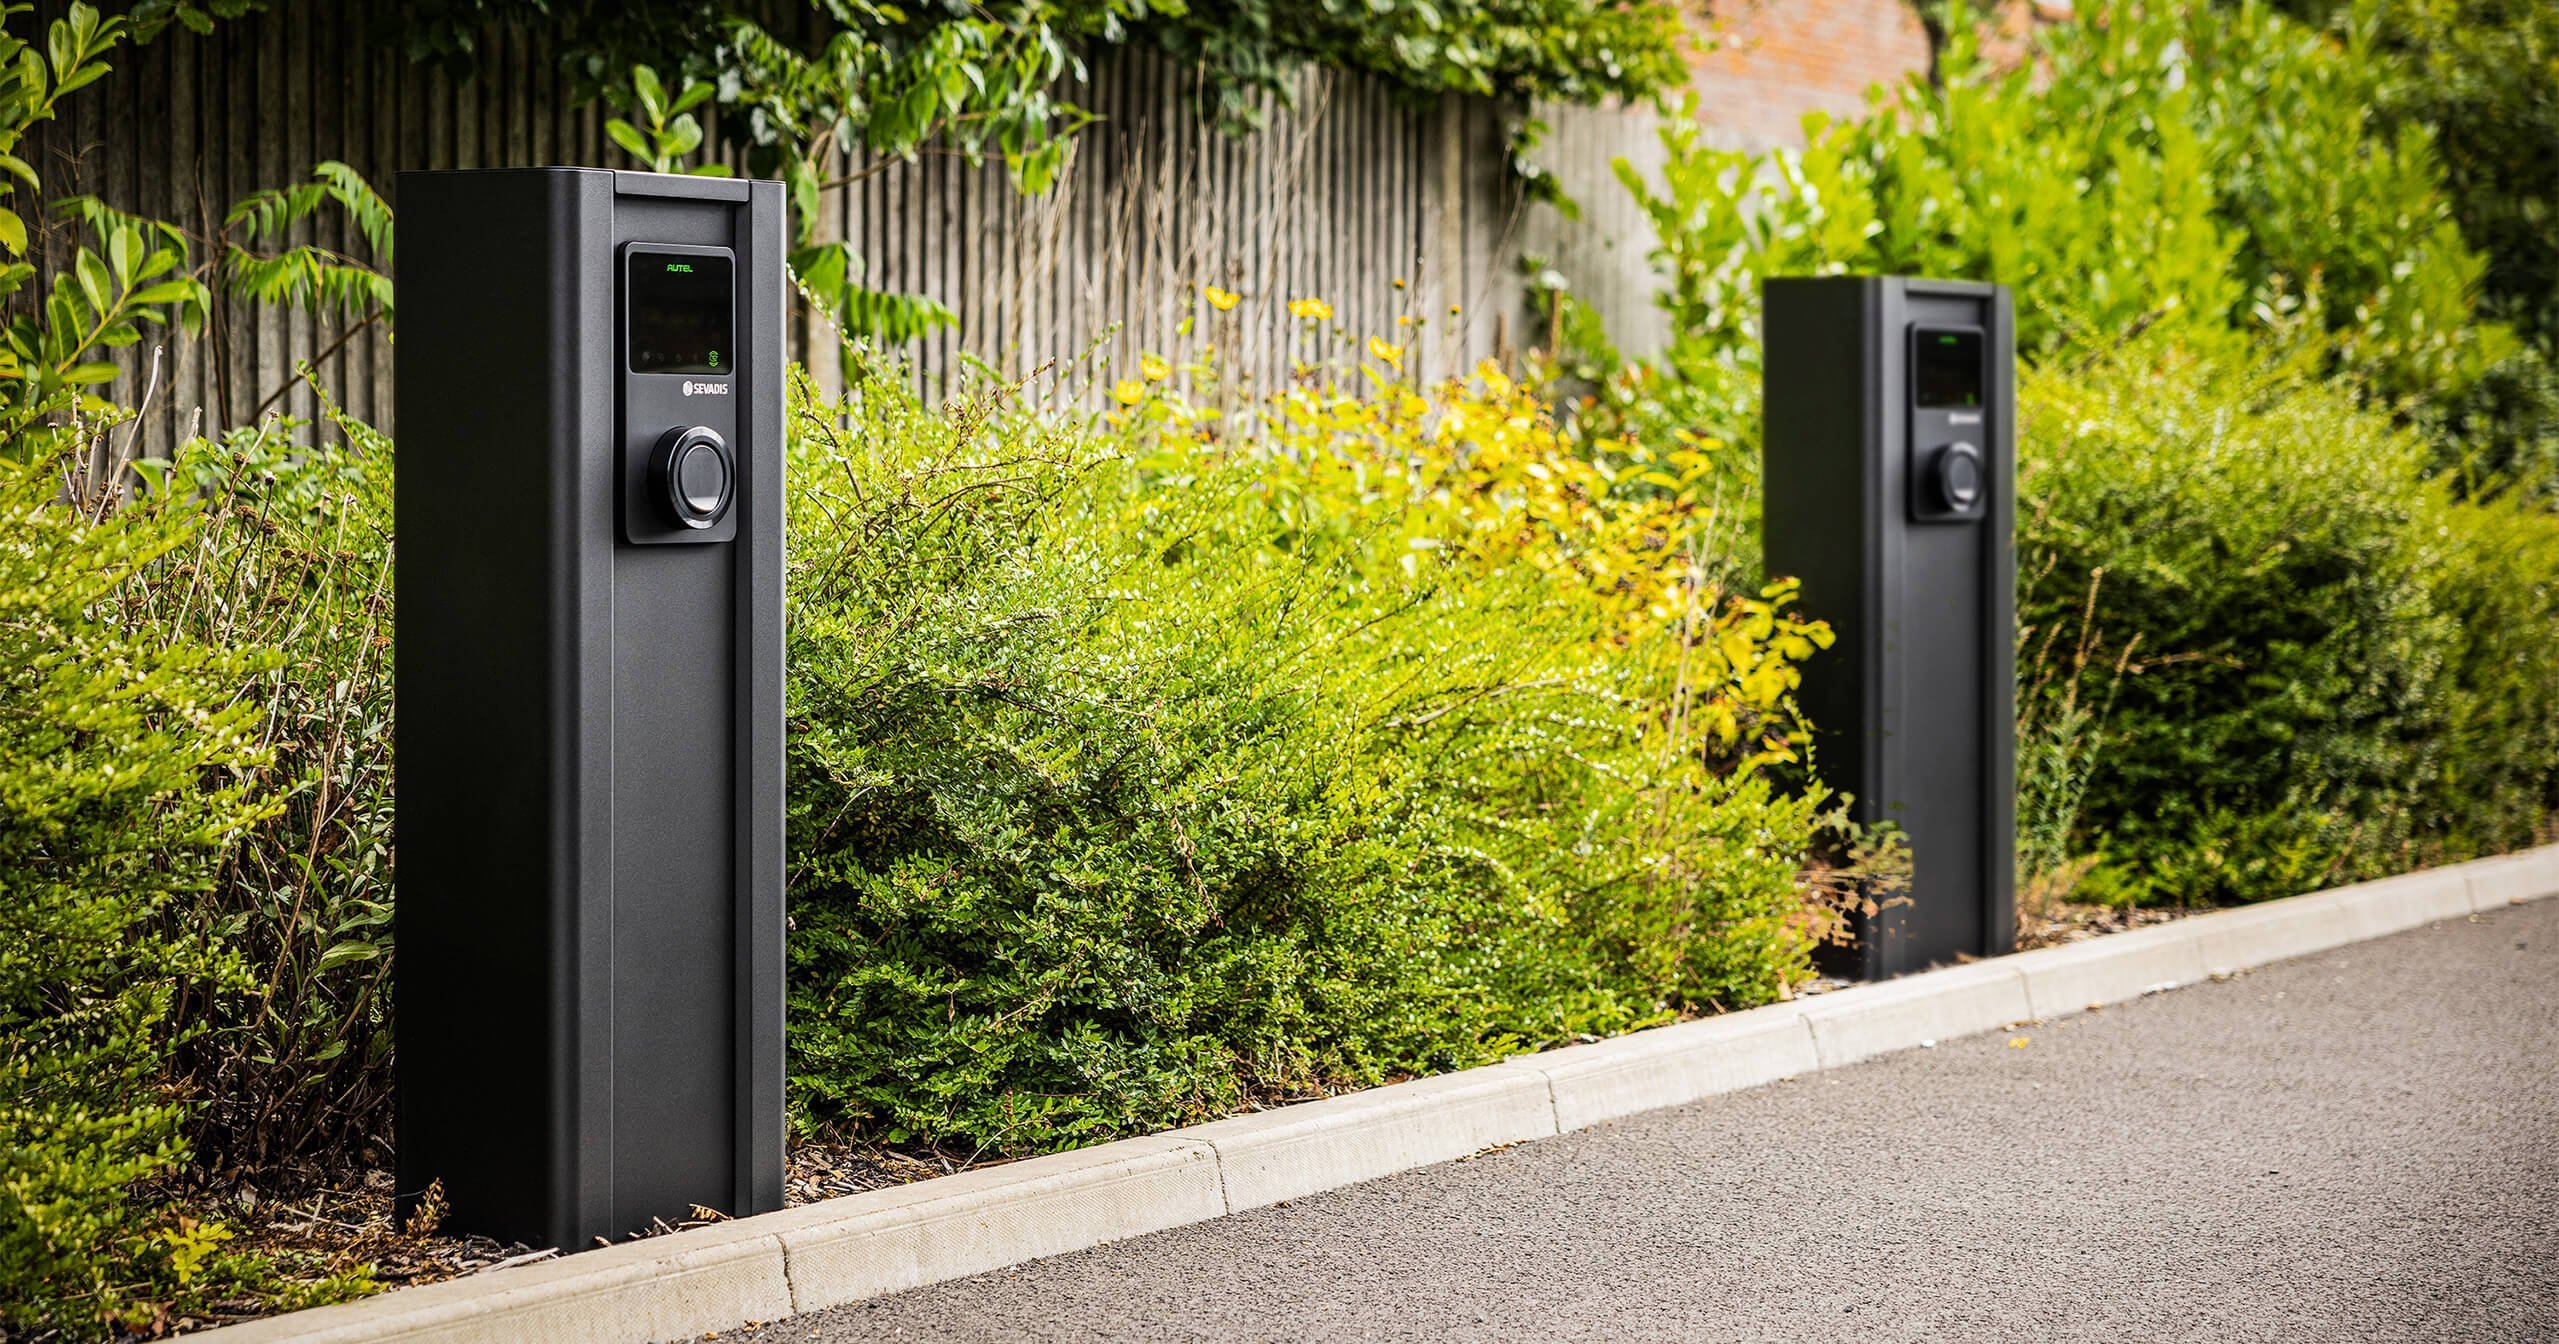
[1680,0,2066,149]
[1684,0,1935,148]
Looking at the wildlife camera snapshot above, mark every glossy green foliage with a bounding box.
[2274,0,2559,499]
[2408,489,2559,859]
[780,358,1827,1153]
[0,6,208,449]
[1608,0,2533,483]
[224,161,395,323]
[2278,0,2559,347]
[0,200,208,454]
[0,1,120,259]
[390,0,1681,344]
[1113,0,1686,129]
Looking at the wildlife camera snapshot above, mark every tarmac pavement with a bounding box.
[730,899,2559,1343]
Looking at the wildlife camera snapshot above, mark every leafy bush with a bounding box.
[0,449,265,1334]
[2279,0,2559,349]
[2015,347,2455,905]
[2414,492,2559,856]
[142,412,399,1176]
[782,351,1839,1152]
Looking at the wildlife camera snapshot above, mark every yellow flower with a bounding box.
[1140,353,1172,382]
[1203,284,1241,311]
[1367,337,1403,368]
[1112,379,1146,407]
[1287,297,1334,321]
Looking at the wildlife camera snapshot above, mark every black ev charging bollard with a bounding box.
[1762,276,2016,979]
[395,169,786,1248]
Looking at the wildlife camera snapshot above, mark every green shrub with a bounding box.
[2279,0,2559,350]
[782,357,1833,1153]
[2414,493,2559,855]
[2015,347,2455,905]
[0,450,265,1335]
[142,412,399,1175]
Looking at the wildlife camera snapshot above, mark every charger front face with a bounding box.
[622,243,739,544]
[1908,324,1989,524]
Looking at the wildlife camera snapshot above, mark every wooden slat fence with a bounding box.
[17,2,1542,449]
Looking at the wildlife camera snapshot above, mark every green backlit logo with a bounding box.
[666,262,694,273]
[708,350,721,367]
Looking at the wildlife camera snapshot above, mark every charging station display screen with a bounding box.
[1914,328,1984,408]
[628,252,733,375]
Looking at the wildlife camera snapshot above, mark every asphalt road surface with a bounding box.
[734,899,2558,1343]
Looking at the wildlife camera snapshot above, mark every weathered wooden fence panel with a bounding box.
[18,3,1536,448]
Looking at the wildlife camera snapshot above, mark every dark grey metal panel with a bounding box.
[1763,275,2015,979]
[607,540,739,1231]
[396,167,604,1250]
[1763,277,1884,815]
[732,178,791,1218]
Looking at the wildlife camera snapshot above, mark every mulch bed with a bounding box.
[2014,900,2192,951]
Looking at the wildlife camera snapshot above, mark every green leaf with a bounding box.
[0,207,24,256]
[74,249,111,315]
[605,119,652,167]
[61,360,119,384]
[663,115,703,159]
[631,63,666,124]
[315,939,382,972]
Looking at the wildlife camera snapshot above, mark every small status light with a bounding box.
[708,351,720,367]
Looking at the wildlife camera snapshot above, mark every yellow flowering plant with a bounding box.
[1123,345,1831,775]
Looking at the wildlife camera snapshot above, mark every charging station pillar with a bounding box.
[395,169,786,1248]
[1762,276,2016,979]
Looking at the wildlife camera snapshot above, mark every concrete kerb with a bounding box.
[1799,959,2034,1068]
[192,844,2559,1344]
[1183,1065,1559,1213]
[2009,921,2209,1021]
[2464,846,2559,911]
[1513,1004,1819,1134]
[767,1135,1227,1315]
[193,1219,793,1344]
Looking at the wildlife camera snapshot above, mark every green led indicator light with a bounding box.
[1938,334,1960,345]
[708,351,720,367]
[666,262,694,273]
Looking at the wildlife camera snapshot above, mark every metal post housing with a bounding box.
[395,168,787,1248]
[1763,275,2017,978]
